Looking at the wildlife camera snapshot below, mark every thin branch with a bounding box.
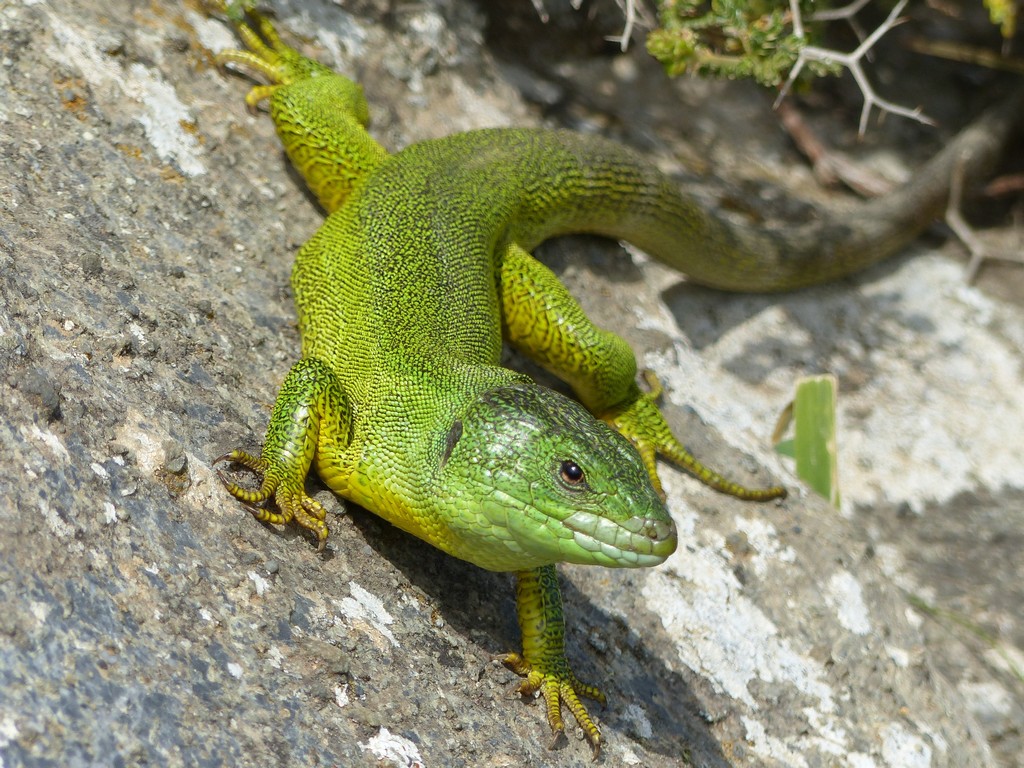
[810,0,873,23]
[776,0,934,136]
[812,0,873,59]
[946,152,989,282]
[529,0,549,24]
[776,100,895,196]
[789,0,805,40]
[906,36,1024,76]
[947,151,1024,283]
[605,0,645,52]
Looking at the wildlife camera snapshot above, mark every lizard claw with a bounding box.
[500,651,605,758]
[211,6,335,90]
[214,449,330,550]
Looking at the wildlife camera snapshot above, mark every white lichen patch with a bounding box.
[267,645,284,670]
[802,707,852,757]
[741,716,809,768]
[643,552,834,708]
[646,482,860,762]
[247,571,270,597]
[733,515,796,578]
[45,12,205,176]
[886,645,911,668]
[846,753,881,768]
[113,410,164,473]
[640,252,1024,513]
[334,682,350,708]
[123,62,204,176]
[959,680,1014,721]
[881,722,932,768]
[22,423,70,463]
[0,714,22,768]
[29,601,51,626]
[336,581,398,648]
[645,493,835,716]
[40,498,76,539]
[358,727,424,768]
[103,501,117,524]
[824,569,872,635]
[620,702,654,740]
[183,8,237,54]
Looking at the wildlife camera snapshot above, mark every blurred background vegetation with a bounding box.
[646,0,1017,86]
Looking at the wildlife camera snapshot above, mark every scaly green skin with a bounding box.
[208,8,1022,756]
[212,13,688,754]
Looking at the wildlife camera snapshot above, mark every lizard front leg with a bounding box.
[500,565,606,757]
[498,241,785,500]
[216,357,352,550]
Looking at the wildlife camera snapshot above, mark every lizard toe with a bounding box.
[500,651,604,757]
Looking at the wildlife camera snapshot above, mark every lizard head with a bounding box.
[437,382,678,572]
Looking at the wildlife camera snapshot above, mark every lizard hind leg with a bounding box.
[210,4,387,212]
[214,357,352,551]
[601,371,787,502]
[498,241,785,501]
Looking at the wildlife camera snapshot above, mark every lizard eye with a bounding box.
[559,460,586,488]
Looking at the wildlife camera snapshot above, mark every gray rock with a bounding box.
[1,1,1021,767]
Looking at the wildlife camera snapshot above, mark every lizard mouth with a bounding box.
[561,510,677,567]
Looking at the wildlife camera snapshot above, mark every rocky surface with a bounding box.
[1,1,1021,767]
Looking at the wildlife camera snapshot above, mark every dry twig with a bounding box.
[779,0,934,136]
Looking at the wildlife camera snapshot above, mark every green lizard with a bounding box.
[207,6,1022,756]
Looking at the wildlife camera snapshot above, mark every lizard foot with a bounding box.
[215,449,330,551]
[211,5,336,109]
[500,651,606,758]
[601,370,787,501]
[213,358,351,552]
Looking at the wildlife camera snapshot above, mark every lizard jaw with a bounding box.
[561,510,677,567]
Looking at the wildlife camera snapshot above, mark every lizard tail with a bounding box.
[511,88,1024,292]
